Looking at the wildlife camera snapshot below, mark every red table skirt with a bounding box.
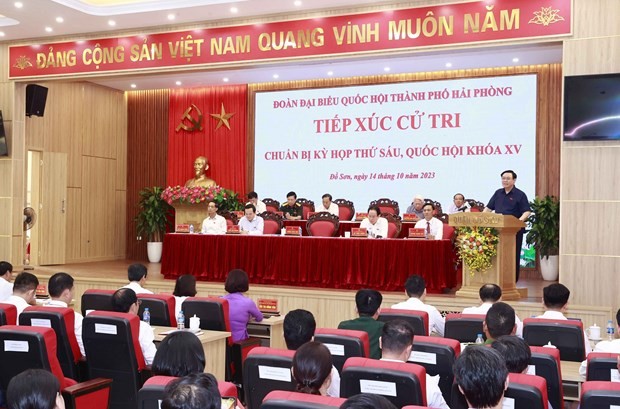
[161,234,458,293]
[282,220,419,238]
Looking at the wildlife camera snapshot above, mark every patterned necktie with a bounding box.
[426,221,431,235]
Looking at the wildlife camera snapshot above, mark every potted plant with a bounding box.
[135,186,173,263]
[526,195,560,281]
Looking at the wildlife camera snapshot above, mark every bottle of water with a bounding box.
[189,224,194,234]
[475,333,484,344]
[607,320,615,341]
[142,308,150,325]
[177,310,185,330]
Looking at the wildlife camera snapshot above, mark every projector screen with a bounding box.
[254,74,537,223]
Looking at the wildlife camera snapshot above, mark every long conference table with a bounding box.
[161,233,458,293]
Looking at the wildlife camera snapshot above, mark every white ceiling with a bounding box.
[0,0,563,91]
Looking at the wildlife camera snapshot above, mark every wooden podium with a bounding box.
[449,213,525,300]
[171,202,209,232]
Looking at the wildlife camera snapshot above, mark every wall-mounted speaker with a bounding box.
[26,84,48,117]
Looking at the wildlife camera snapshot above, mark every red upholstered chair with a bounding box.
[442,222,455,241]
[378,308,429,336]
[410,335,460,403]
[0,325,112,409]
[296,198,315,219]
[306,212,340,237]
[451,373,548,409]
[220,210,239,226]
[0,302,17,325]
[523,318,586,361]
[20,306,83,380]
[261,390,346,408]
[314,327,370,372]
[341,357,427,408]
[243,347,296,409]
[444,313,486,343]
[402,406,430,409]
[424,199,443,215]
[465,199,485,212]
[80,288,115,316]
[137,293,177,327]
[530,345,564,409]
[334,198,355,221]
[260,211,284,234]
[138,375,238,409]
[263,198,281,213]
[580,381,620,409]
[586,352,620,381]
[369,198,400,216]
[82,311,148,409]
[382,213,402,238]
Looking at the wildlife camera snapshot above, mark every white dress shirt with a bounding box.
[392,297,445,336]
[0,277,13,301]
[414,217,444,240]
[247,200,267,214]
[316,202,339,217]
[238,215,264,235]
[381,358,449,409]
[122,281,153,295]
[44,299,85,357]
[447,203,471,214]
[536,310,592,356]
[360,217,389,238]
[462,302,523,337]
[327,366,341,397]
[201,214,227,235]
[6,295,31,321]
[139,319,157,365]
[579,338,620,375]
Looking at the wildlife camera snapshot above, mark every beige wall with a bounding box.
[560,0,620,315]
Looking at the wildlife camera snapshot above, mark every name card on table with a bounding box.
[176,224,191,233]
[408,228,425,239]
[402,213,419,222]
[226,225,241,234]
[258,298,279,314]
[355,212,368,221]
[351,228,367,237]
[285,226,302,236]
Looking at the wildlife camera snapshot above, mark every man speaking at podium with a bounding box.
[483,170,531,282]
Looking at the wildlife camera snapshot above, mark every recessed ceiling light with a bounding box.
[175,81,182,86]
[108,20,116,27]
[294,0,302,6]
[512,57,519,63]
[273,74,279,79]
[384,67,391,72]
[130,84,137,89]
[0,32,5,37]
[14,2,23,8]
[327,71,333,76]
[167,13,175,21]
[55,17,64,23]
[45,27,53,33]
[230,7,238,13]
[445,62,452,68]
[223,77,229,82]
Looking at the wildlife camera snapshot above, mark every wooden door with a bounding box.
[39,152,67,265]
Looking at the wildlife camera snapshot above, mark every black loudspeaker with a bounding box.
[26,84,48,117]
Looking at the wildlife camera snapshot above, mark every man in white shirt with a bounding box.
[122,263,153,294]
[380,319,449,409]
[359,206,388,239]
[454,346,509,409]
[44,272,85,357]
[201,201,227,234]
[464,284,523,337]
[6,272,38,320]
[247,191,267,214]
[0,261,14,301]
[316,193,339,216]
[238,204,264,235]
[537,283,591,356]
[414,203,443,240]
[392,275,445,336]
[111,288,157,365]
[447,193,471,214]
[579,308,620,375]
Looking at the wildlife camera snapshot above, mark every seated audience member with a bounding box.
[292,341,333,396]
[7,369,65,409]
[152,331,205,377]
[392,275,445,336]
[537,283,591,356]
[122,263,153,294]
[246,191,266,214]
[359,206,388,239]
[413,202,443,240]
[339,393,397,409]
[490,335,531,374]
[111,288,157,365]
[454,346,509,409]
[223,269,263,342]
[405,195,425,220]
[201,201,227,235]
[161,373,221,409]
[284,309,340,397]
[280,191,303,220]
[447,193,470,214]
[44,272,85,357]
[579,308,620,375]
[0,261,13,301]
[337,289,385,359]
[316,193,339,216]
[464,284,523,337]
[238,204,264,235]
[484,302,517,343]
[173,275,197,318]
[380,320,449,409]
[7,272,38,319]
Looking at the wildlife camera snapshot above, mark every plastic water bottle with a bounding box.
[142,308,150,325]
[189,224,194,234]
[475,333,484,344]
[177,310,185,330]
[607,320,615,341]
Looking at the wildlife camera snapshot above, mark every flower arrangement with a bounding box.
[161,185,243,212]
[455,227,500,274]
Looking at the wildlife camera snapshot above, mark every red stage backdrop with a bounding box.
[167,85,247,195]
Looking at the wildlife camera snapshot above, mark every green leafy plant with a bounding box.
[525,195,560,258]
[161,185,243,212]
[135,186,173,242]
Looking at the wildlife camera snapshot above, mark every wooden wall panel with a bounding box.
[65,187,82,262]
[82,84,122,159]
[114,190,126,258]
[116,94,128,191]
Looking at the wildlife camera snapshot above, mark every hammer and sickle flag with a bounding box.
[176,104,203,132]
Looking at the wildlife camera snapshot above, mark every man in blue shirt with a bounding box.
[484,170,531,282]
[238,204,264,235]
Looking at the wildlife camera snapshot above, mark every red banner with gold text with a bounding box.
[9,0,571,78]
